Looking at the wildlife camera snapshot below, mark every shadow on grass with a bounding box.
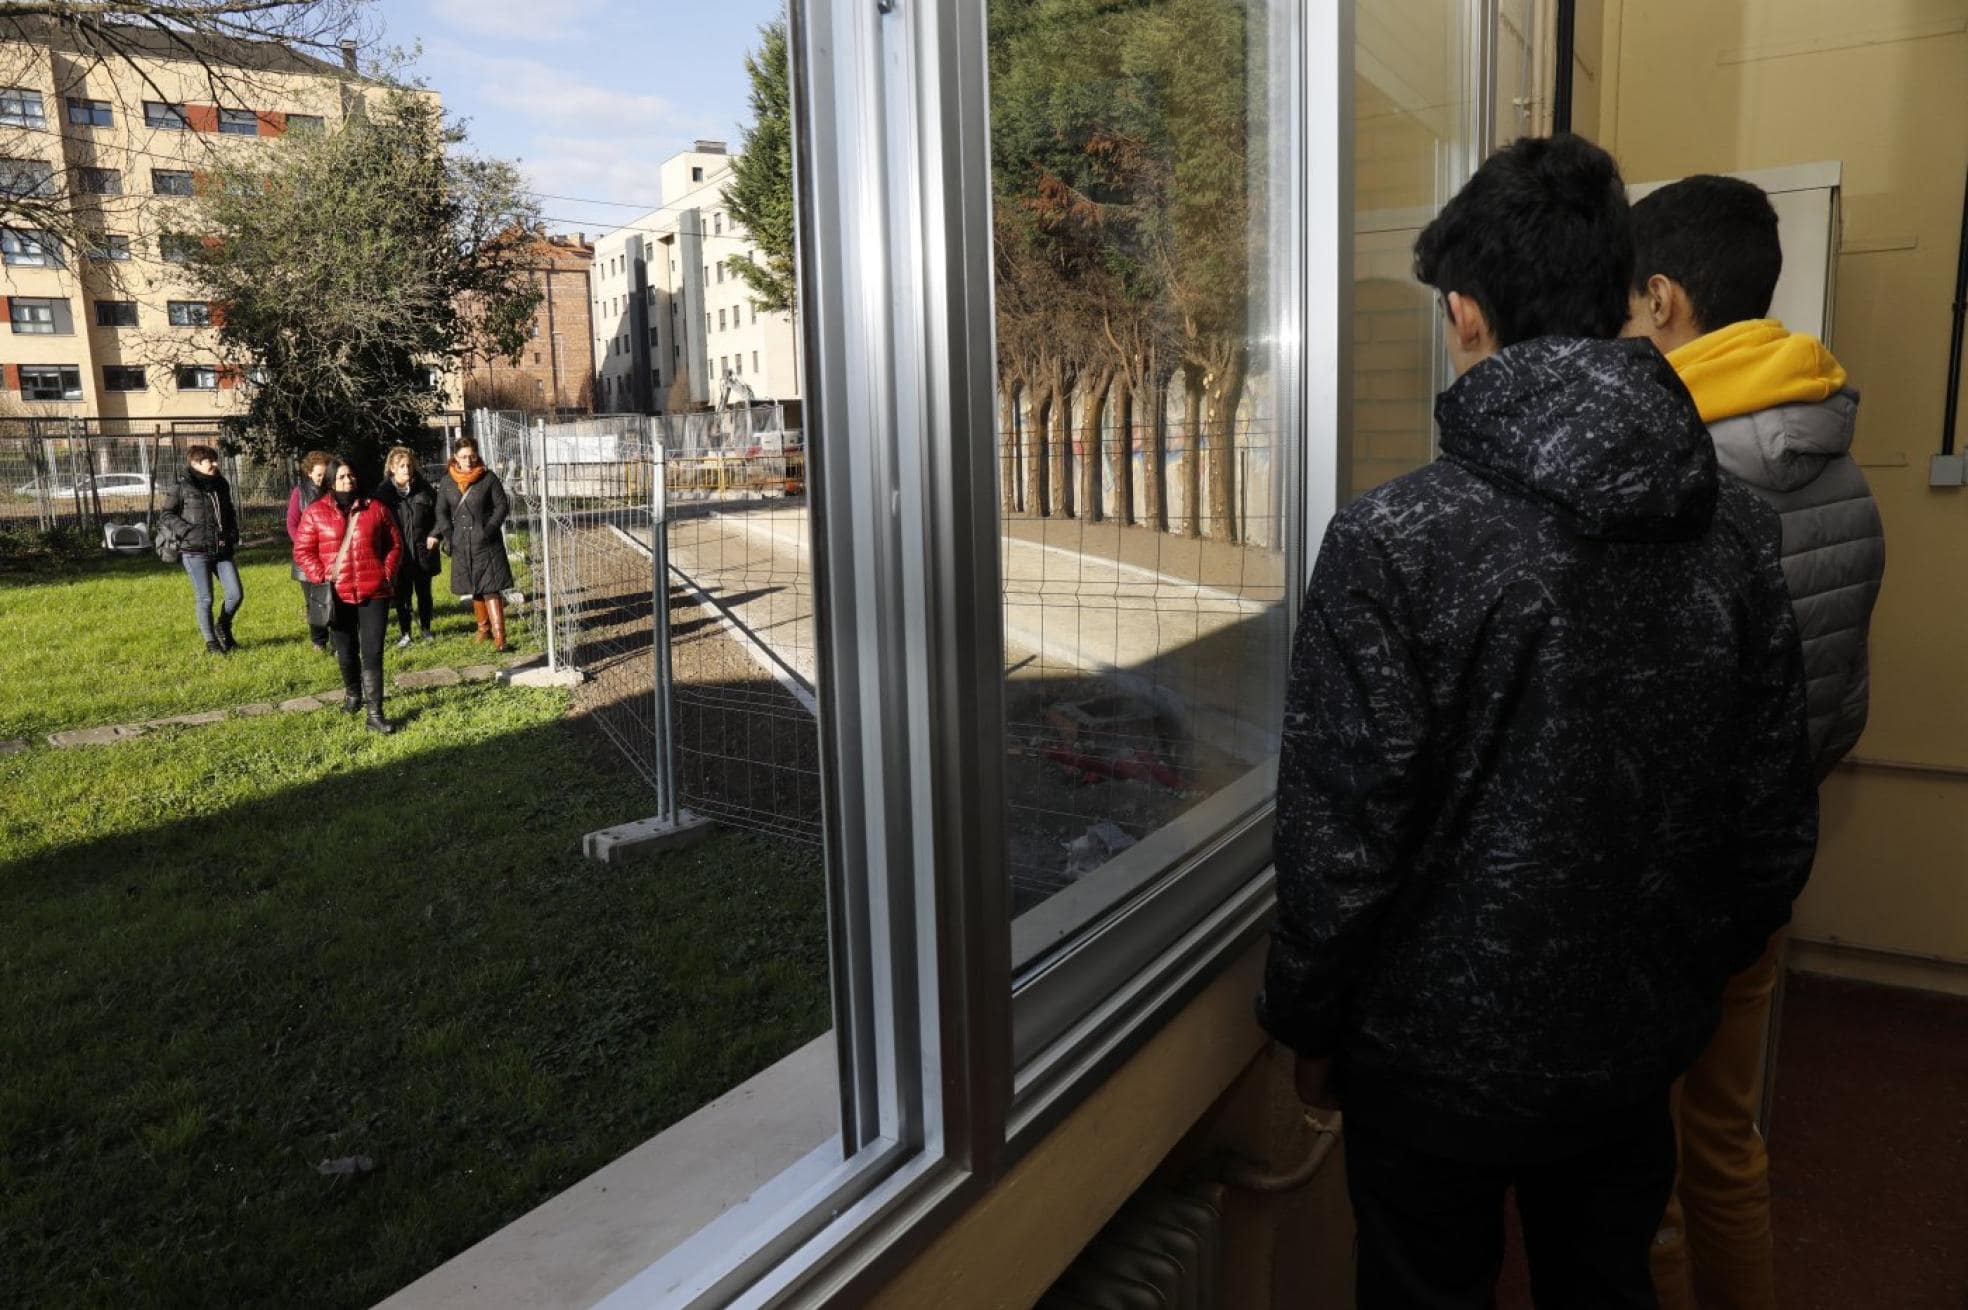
[0,685,830,1309]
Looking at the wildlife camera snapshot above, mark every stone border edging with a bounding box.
[27,656,539,752]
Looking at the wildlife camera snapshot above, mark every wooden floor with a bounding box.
[1493,972,1968,1308]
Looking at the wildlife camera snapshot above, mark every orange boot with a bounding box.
[486,593,509,653]
[472,598,490,642]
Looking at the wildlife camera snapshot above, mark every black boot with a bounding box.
[336,644,362,713]
[216,614,239,652]
[363,669,394,735]
[205,637,225,655]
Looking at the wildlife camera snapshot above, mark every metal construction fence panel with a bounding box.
[481,407,822,844]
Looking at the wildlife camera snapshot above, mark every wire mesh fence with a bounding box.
[483,407,821,844]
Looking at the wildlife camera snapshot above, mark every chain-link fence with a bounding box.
[484,407,820,843]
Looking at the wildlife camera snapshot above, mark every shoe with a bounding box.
[486,593,509,653]
[216,617,238,652]
[419,627,435,642]
[341,692,362,714]
[205,638,225,655]
[362,669,394,734]
[312,639,330,654]
[471,599,490,643]
[396,634,413,650]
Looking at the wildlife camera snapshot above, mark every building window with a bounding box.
[88,233,130,262]
[691,165,704,182]
[144,101,188,131]
[2,230,59,266]
[95,300,138,328]
[0,158,54,197]
[733,354,742,376]
[751,304,759,325]
[10,298,58,334]
[653,369,661,388]
[102,365,147,392]
[174,364,218,391]
[158,234,200,264]
[218,108,259,135]
[152,169,195,196]
[0,87,44,127]
[718,308,727,331]
[77,166,121,196]
[752,350,759,372]
[285,113,325,135]
[704,311,710,335]
[719,355,728,376]
[714,212,724,235]
[20,365,81,401]
[716,261,725,283]
[649,326,658,347]
[168,301,213,328]
[66,97,112,127]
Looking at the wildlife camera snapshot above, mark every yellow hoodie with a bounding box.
[1665,318,1847,424]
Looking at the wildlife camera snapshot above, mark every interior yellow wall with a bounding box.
[1595,0,1968,984]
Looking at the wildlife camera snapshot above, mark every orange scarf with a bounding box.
[448,463,487,495]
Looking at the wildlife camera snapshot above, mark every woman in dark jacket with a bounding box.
[161,443,243,655]
[292,458,405,734]
[377,445,440,647]
[285,449,333,652]
[432,435,514,652]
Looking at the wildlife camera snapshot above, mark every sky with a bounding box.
[367,0,788,240]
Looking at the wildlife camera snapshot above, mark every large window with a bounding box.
[88,233,130,262]
[66,96,112,127]
[174,364,219,391]
[144,101,187,130]
[10,297,64,334]
[285,113,325,135]
[218,107,259,135]
[0,87,44,128]
[0,158,56,197]
[159,233,200,263]
[95,300,139,327]
[102,365,147,392]
[20,365,81,401]
[77,166,121,196]
[2,230,61,267]
[168,300,213,327]
[152,169,195,196]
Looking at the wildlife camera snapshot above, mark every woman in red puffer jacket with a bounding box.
[293,457,405,734]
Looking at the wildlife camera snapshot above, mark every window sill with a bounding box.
[375,1035,837,1310]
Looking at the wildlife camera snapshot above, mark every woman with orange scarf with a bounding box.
[430,435,515,651]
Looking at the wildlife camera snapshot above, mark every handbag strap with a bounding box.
[328,501,362,587]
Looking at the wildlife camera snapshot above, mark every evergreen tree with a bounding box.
[724,20,796,314]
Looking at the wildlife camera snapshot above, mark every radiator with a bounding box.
[1035,1183,1225,1310]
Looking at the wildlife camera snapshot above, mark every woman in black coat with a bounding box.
[160,443,244,654]
[377,445,441,646]
[432,434,514,652]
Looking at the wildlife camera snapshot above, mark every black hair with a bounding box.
[326,457,366,496]
[1630,174,1781,333]
[1413,132,1633,346]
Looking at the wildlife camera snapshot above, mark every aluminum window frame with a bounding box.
[144,100,187,131]
[102,364,147,392]
[217,107,259,136]
[0,87,44,128]
[10,298,57,334]
[584,1,1348,1304]
[152,169,195,197]
[66,97,113,127]
[20,365,81,401]
[167,300,213,328]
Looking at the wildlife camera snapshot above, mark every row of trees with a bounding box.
[989,0,1259,542]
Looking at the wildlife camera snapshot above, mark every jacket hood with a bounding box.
[1436,336,1717,542]
[1708,388,1860,495]
[1666,319,1846,424]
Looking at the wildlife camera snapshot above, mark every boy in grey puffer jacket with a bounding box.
[1627,172,1884,1310]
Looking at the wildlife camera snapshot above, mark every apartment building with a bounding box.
[590,140,800,415]
[462,230,595,414]
[0,23,399,424]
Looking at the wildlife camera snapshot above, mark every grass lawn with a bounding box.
[0,612,830,1305]
[0,539,538,741]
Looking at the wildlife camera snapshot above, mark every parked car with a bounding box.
[11,472,155,499]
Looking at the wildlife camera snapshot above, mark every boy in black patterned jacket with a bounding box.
[1257,134,1818,1309]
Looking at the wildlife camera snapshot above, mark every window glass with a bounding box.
[3,230,60,266]
[102,365,147,391]
[175,364,219,390]
[159,234,199,263]
[66,97,113,127]
[152,169,195,196]
[11,299,56,334]
[218,108,259,135]
[168,300,213,327]
[285,113,325,135]
[985,0,1291,943]
[89,233,130,261]
[0,86,44,127]
[78,166,121,195]
[0,158,55,197]
[20,365,81,400]
[96,300,138,327]
[144,101,188,130]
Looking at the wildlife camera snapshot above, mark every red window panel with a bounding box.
[256,110,286,137]
[3,364,18,391]
[208,301,227,327]
[184,104,219,133]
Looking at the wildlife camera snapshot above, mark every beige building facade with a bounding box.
[0,24,399,426]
